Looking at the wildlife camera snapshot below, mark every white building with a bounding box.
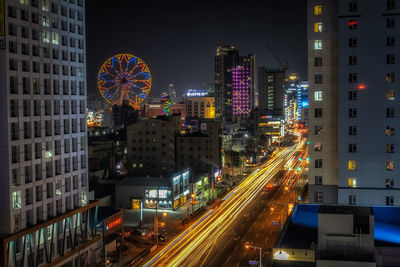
[308,0,400,206]
[0,0,101,266]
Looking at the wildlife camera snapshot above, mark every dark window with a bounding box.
[386,108,395,118]
[314,57,323,67]
[388,0,396,9]
[387,36,395,46]
[315,159,323,168]
[315,74,323,84]
[349,126,357,136]
[349,55,358,65]
[349,2,357,11]
[314,108,323,118]
[315,176,323,185]
[349,143,357,153]
[387,18,395,28]
[349,108,357,118]
[387,54,395,64]
[349,91,357,100]
[348,73,358,83]
[349,38,358,47]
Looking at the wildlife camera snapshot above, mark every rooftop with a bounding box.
[118,177,171,187]
[274,204,400,250]
[319,205,373,216]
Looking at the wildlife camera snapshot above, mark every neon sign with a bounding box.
[105,217,122,231]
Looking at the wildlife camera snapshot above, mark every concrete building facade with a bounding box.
[307,0,339,204]
[126,115,182,177]
[0,0,101,265]
[337,0,400,206]
[258,68,285,115]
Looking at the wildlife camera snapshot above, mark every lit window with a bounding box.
[348,160,357,170]
[12,191,21,209]
[20,0,29,4]
[42,31,50,43]
[42,0,49,11]
[51,33,59,45]
[314,5,322,15]
[42,16,50,27]
[348,20,358,30]
[386,144,394,153]
[314,91,323,101]
[314,142,322,151]
[314,40,322,50]
[386,161,395,170]
[314,22,323,32]
[348,178,357,188]
[386,90,395,100]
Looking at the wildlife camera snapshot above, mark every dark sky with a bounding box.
[86,0,307,98]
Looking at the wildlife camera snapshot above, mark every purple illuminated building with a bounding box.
[232,66,251,119]
[214,44,255,122]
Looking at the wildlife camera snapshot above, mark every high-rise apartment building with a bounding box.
[258,67,285,115]
[308,0,339,204]
[0,0,101,266]
[337,0,400,206]
[214,44,255,122]
[308,0,400,206]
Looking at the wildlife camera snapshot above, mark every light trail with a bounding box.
[141,141,305,267]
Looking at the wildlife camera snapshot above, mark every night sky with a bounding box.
[86,0,307,98]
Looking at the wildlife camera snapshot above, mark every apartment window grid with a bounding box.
[4,0,88,228]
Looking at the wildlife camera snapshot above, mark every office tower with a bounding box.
[214,44,255,122]
[297,81,309,122]
[258,67,285,115]
[185,89,215,119]
[167,83,177,103]
[0,0,100,266]
[308,0,339,204]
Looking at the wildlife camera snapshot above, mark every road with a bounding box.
[140,140,306,266]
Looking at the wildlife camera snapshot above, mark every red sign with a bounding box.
[106,217,122,231]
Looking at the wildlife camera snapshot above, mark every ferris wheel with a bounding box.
[97,54,152,109]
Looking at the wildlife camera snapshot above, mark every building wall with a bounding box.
[337,0,400,206]
[214,45,255,122]
[258,68,285,115]
[126,116,182,177]
[186,96,215,118]
[176,134,221,176]
[1,0,88,235]
[308,0,339,204]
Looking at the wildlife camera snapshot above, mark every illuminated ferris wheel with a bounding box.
[97,54,152,109]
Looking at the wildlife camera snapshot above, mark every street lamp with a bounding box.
[244,242,262,267]
[154,204,167,247]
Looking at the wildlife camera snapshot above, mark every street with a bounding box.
[138,139,307,266]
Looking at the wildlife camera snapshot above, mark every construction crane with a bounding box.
[266,44,289,72]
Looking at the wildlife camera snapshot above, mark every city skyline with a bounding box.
[86,0,307,97]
